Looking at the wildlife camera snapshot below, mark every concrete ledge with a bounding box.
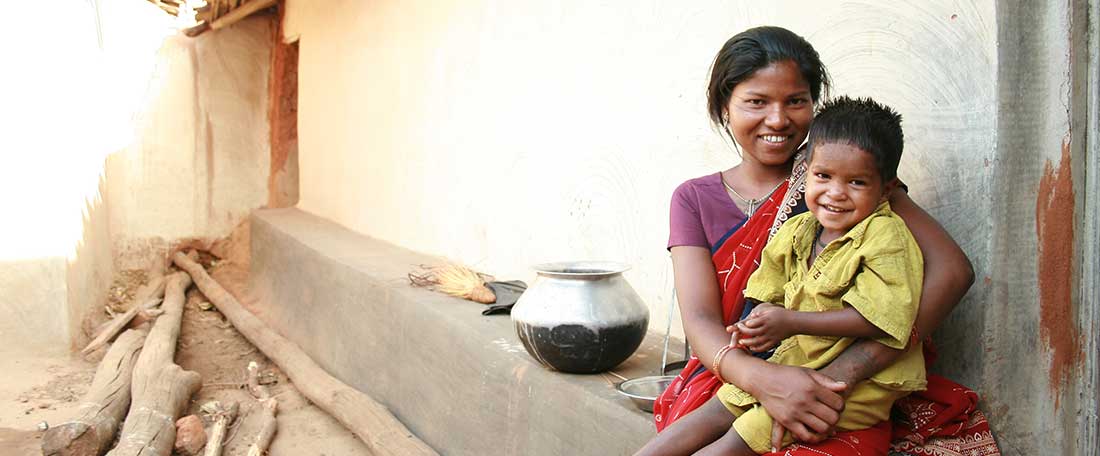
[250,208,673,455]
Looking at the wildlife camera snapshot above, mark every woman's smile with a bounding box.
[725,60,813,168]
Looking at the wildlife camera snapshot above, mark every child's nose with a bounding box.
[826,184,847,199]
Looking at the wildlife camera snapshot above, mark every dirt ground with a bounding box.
[0,259,371,455]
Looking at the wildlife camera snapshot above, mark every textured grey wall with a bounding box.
[928,1,1096,454]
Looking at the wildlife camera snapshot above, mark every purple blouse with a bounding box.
[668,172,748,250]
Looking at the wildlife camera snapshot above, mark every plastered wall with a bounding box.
[285,0,1095,453]
[0,0,274,352]
[106,12,273,267]
[285,0,995,340]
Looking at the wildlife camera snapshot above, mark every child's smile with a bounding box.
[805,143,895,240]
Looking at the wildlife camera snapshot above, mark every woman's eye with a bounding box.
[789,98,809,106]
[746,99,765,106]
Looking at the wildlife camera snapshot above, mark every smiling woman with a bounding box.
[636,25,987,456]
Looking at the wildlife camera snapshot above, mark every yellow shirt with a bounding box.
[728,202,926,406]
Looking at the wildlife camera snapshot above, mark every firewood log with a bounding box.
[130,272,190,398]
[201,401,238,456]
[105,365,202,456]
[172,252,437,455]
[82,276,166,355]
[245,361,277,456]
[42,329,148,456]
[106,271,203,456]
[245,399,277,456]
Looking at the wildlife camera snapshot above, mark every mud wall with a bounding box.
[283,0,1095,453]
[106,14,273,268]
[0,1,274,352]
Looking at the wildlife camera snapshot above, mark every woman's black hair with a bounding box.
[707,26,831,137]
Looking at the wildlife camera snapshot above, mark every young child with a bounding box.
[637,96,926,456]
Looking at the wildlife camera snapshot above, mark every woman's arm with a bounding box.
[671,246,846,442]
[817,189,975,386]
[670,246,736,376]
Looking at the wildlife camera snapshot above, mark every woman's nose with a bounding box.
[764,104,790,129]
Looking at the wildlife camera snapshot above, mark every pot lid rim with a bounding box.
[532,261,631,276]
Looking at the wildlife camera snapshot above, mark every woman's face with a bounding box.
[725,60,814,167]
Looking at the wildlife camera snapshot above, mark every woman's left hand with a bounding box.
[736,302,792,352]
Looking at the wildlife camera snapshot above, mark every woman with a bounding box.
[652,26,978,455]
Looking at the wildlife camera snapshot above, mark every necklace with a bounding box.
[720,172,786,216]
[815,228,829,249]
[809,225,825,265]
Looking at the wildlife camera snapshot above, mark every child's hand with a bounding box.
[736,302,792,352]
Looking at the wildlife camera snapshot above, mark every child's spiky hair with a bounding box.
[806,96,904,181]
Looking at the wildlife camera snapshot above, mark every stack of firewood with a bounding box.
[42,251,437,456]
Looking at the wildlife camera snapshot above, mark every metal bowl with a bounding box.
[616,375,675,413]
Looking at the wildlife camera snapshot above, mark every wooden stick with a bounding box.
[201,401,238,456]
[172,252,437,455]
[209,0,276,31]
[245,361,276,456]
[246,361,271,400]
[43,329,148,456]
[245,399,277,456]
[82,276,167,355]
[105,365,202,456]
[183,22,210,38]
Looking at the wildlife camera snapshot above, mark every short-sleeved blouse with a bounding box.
[667,172,749,251]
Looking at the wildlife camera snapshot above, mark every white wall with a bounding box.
[285,0,995,341]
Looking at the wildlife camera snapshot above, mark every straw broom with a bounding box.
[408,264,496,304]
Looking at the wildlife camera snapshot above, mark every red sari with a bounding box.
[652,179,796,430]
[653,157,1000,456]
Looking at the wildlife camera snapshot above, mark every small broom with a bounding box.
[408,263,496,304]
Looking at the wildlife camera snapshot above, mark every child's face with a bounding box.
[806,142,895,234]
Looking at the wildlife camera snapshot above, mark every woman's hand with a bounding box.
[744,362,848,444]
[736,302,792,352]
[758,364,847,443]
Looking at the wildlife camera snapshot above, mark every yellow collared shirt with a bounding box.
[727,202,926,406]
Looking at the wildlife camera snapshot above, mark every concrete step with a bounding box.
[250,208,677,455]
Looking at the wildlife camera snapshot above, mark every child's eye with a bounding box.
[814,172,829,179]
[850,180,866,186]
[789,97,809,106]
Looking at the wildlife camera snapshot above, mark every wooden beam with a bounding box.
[209,0,277,31]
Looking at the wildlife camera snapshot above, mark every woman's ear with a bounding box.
[881,178,900,203]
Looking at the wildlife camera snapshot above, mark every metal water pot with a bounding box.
[511,261,649,374]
